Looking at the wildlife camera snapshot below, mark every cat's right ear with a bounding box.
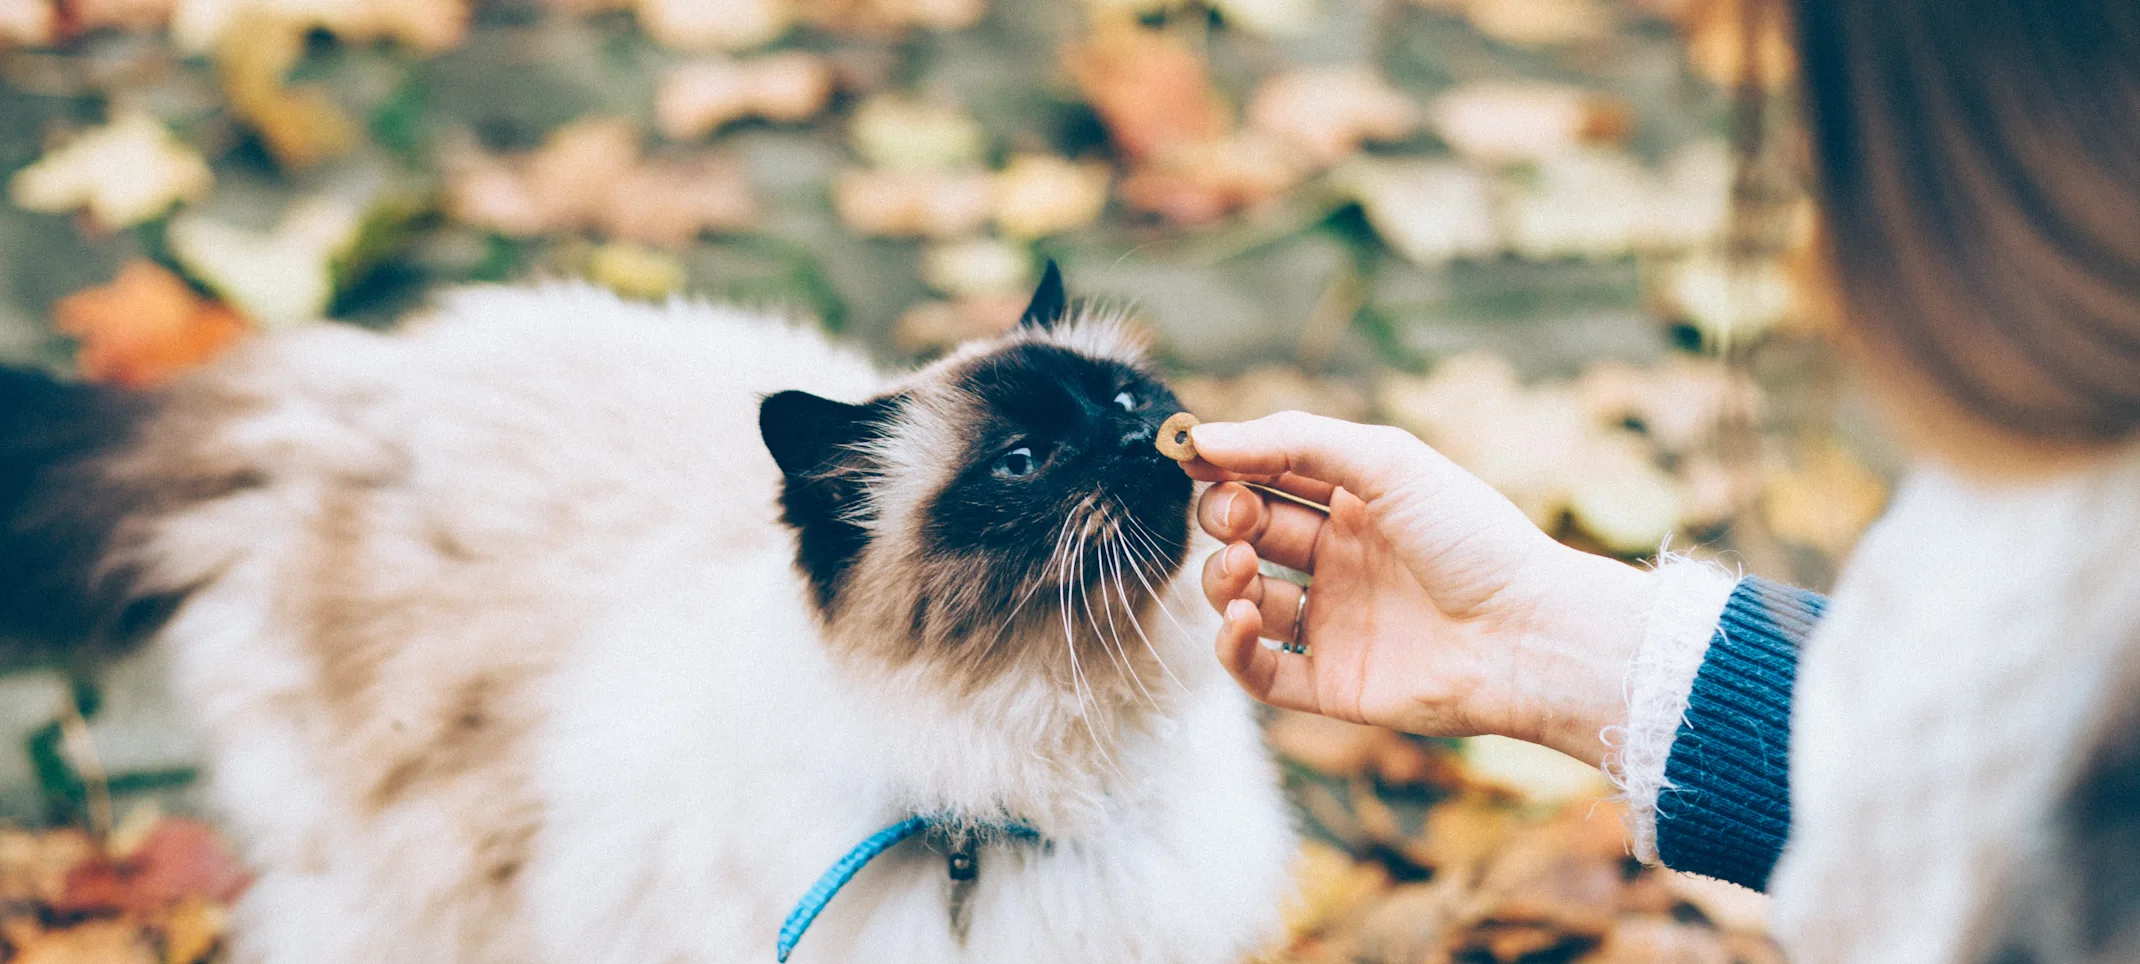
[1019,261,1068,330]
[758,390,887,480]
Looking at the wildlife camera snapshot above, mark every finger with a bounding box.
[1215,599,1319,715]
[1251,577,1307,644]
[1200,542,1261,614]
[1199,484,1327,574]
[1189,413,1442,503]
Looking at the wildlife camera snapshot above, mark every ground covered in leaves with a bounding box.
[1,0,1875,958]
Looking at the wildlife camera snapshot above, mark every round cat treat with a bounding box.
[1157,412,1200,461]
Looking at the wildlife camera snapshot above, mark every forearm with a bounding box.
[1610,566,1824,892]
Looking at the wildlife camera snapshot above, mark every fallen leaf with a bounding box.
[1762,438,1887,558]
[1657,252,1795,344]
[600,154,755,247]
[10,111,213,230]
[1248,66,1417,168]
[1282,842,1392,939]
[920,237,1030,297]
[54,261,250,388]
[161,896,228,964]
[1066,19,1229,165]
[1172,365,1370,423]
[1415,792,1518,880]
[1566,433,1684,555]
[585,242,684,299]
[71,0,171,32]
[656,52,836,140]
[800,0,986,32]
[1460,736,1609,807]
[172,0,466,53]
[990,154,1109,239]
[1575,356,1762,455]
[1462,0,1612,46]
[832,166,992,237]
[167,196,364,327]
[1335,158,1498,264]
[849,94,988,169]
[1663,870,1769,932]
[1207,0,1315,34]
[1683,0,1795,90]
[635,0,790,50]
[62,818,249,915]
[0,0,54,43]
[216,16,362,169]
[1116,132,1302,223]
[448,119,753,246]
[891,294,1024,353]
[1502,149,1655,260]
[1430,82,1623,163]
[0,827,97,905]
[8,919,157,964]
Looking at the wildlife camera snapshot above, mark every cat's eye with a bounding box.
[1113,391,1138,411]
[992,446,1039,479]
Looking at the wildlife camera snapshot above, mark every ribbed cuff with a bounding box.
[1654,576,1823,892]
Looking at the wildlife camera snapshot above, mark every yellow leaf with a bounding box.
[10,112,212,230]
[585,243,685,300]
[168,197,363,327]
[990,155,1109,239]
[10,920,157,964]
[849,95,988,169]
[1763,439,1887,557]
[161,897,228,964]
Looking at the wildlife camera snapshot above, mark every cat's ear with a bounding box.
[1019,260,1068,330]
[758,390,888,479]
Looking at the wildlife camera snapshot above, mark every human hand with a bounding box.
[1184,412,1658,767]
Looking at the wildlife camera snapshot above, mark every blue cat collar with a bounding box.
[775,816,1041,962]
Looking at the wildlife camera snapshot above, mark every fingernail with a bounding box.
[1189,422,1236,448]
[1212,489,1239,531]
[1226,543,1253,577]
[1216,545,1235,578]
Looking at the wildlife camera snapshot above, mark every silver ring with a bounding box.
[1288,587,1309,656]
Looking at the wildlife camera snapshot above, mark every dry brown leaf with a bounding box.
[832,167,992,237]
[217,16,359,168]
[1173,366,1370,423]
[1416,792,1518,880]
[9,111,213,230]
[1463,0,1613,46]
[72,0,172,31]
[1065,19,1229,165]
[635,0,789,50]
[161,897,228,964]
[1683,0,1795,89]
[1429,82,1623,163]
[1117,133,1303,223]
[1762,439,1887,558]
[1281,842,1392,939]
[849,95,987,168]
[1576,356,1762,455]
[1582,915,1730,963]
[9,920,157,964]
[801,0,986,33]
[1344,879,1469,963]
[991,155,1109,239]
[892,294,1024,353]
[1663,869,1770,932]
[1335,158,1498,264]
[172,0,465,53]
[0,828,97,905]
[448,120,752,246]
[1247,66,1417,168]
[54,261,249,389]
[656,52,836,140]
[600,155,755,247]
[0,0,54,42]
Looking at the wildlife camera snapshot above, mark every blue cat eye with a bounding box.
[992,446,1038,479]
[1113,391,1138,411]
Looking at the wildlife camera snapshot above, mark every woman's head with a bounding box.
[1793,0,2140,455]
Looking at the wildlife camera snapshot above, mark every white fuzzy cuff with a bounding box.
[1605,555,1738,864]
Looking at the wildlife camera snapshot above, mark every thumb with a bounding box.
[1188,412,1435,504]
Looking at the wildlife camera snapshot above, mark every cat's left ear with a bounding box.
[1019,260,1068,330]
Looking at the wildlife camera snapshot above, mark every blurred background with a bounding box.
[0,0,1882,959]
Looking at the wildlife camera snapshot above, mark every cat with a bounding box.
[0,266,1296,964]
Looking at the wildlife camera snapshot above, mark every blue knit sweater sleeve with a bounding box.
[1654,576,1826,891]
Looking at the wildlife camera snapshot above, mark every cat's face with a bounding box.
[760,265,1193,690]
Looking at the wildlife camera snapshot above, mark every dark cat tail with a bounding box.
[0,365,162,669]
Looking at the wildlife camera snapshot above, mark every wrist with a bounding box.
[1501,548,1661,767]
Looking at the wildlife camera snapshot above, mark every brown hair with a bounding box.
[1793,0,2140,453]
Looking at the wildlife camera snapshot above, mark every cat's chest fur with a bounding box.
[125,285,1294,964]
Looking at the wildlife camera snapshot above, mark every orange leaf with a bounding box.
[54,261,248,388]
[1065,20,1229,165]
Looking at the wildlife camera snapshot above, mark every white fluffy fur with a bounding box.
[132,284,1295,964]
